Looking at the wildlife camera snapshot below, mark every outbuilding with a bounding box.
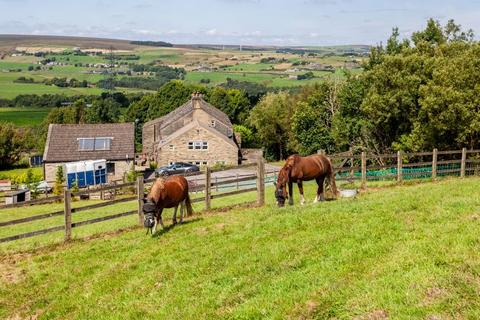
[43,123,135,185]
[4,189,30,205]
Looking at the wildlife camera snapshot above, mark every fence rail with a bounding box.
[0,159,266,244]
[329,147,480,184]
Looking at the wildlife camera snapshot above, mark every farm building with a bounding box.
[43,123,135,185]
[142,93,240,166]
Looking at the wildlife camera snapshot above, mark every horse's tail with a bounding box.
[328,160,339,199]
[185,193,194,216]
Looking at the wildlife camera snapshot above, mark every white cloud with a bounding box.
[205,28,218,35]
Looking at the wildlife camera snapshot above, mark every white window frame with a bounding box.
[169,144,175,151]
[187,141,208,150]
[210,120,216,127]
[188,160,208,166]
[78,137,113,151]
[94,137,112,151]
[78,138,94,151]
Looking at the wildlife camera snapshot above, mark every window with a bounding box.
[169,144,175,151]
[187,141,208,150]
[95,138,111,150]
[78,138,94,151]
[210,120,216,127]
[78,137,112,151]
[107,162,115,174]
[188,161,208,166]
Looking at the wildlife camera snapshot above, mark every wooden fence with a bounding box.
[0,159,267,244]
[326,148,480,187]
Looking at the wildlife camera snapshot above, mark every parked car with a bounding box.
[155,162,200,176]
[20,180,52,193]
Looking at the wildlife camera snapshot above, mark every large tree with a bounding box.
[0,122,27,168]
[361,19,480,152]
[248,92,295,160]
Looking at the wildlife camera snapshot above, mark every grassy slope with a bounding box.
[1,177,480,319]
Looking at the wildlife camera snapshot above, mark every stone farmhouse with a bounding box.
[142,93,240,167]
[43,123,135,184]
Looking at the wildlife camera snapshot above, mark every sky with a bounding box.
[1,0,479,46]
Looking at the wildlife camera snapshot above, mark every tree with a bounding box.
[86,97,121,123]
[145,81,205,120]
[207,87,251,124]
[291,82,339,155]
[53,165,65,196]
[233,124,255,147]
[332,74,367,151]
[0,122,26,169]
[248,92,295,160]
[360,18,480,152]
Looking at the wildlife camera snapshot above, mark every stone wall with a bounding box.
[142,123,155,155]
[157,125,238,166]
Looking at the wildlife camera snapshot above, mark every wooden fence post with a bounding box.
[349,147,354,182]
[461,147,467,178]
[397,151,403,183]
[64,188,72,242]
[136,176,144,226]
[361,151,366,189]
[205,167,211,210]
[432,148,438,180]
[256,158,265,206]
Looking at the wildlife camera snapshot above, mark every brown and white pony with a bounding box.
[143,175,193,234]
[275,154,338,207]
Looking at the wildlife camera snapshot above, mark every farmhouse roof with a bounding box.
[43,123,135,162]
[144,93,232,129]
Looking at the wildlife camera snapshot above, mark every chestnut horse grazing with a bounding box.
[275,154,338,207]
[143,175,193,234]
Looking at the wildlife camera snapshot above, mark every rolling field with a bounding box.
[0,107,51,126]
[0,35,366,98]
[1,177,480,319]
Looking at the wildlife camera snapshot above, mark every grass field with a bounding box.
[0,37,366,98]
[0,166,42,180]
[1,177,480,319]
[0,107,51,126]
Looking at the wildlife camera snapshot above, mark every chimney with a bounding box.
[191,92,203,109]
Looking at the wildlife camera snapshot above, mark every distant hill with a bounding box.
[0,34,139,54]
[0,34,370,55]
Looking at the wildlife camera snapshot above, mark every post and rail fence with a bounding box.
[1,148,479,245]
[326,147,480,188]
[0,159,268,244]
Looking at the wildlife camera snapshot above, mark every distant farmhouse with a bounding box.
[43,123,135,183]
[143,93,240,167]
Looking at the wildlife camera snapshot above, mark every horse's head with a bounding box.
[143,199,156,230]
[274,167,289,207]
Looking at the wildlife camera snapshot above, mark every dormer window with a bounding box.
[78,137,112,151]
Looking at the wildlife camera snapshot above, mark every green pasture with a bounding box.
[0,166,43,180]
[1,177,480,318]
[0,107,51,126]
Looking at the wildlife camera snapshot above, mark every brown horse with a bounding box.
[275,154,338,207]
[143,175,193,234]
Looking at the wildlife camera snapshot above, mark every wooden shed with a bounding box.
[4,189,31,205]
